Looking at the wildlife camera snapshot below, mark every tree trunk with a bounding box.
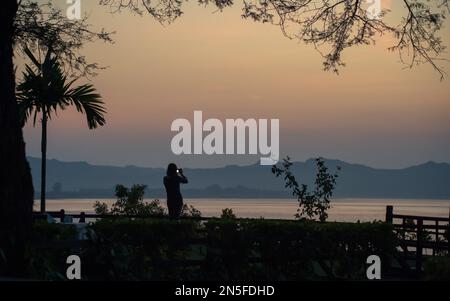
[40,111,47,213]
[0,0,34,277]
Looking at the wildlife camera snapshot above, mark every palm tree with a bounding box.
[17,46,106,213]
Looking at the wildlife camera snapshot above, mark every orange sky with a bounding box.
[22,0,450,168]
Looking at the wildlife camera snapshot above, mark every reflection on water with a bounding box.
[34,198,450,222]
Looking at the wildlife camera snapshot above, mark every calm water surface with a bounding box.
[34,198,450,222]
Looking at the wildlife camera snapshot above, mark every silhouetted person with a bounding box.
[164,163,188,219]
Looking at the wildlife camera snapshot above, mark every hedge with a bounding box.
[27,221,77,280]
[72,218,396,280]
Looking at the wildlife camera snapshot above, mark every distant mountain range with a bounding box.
[28,157,450,199]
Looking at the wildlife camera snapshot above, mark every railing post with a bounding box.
[434,220,438,256]
[60,209,65,223]
[386,206,393,224]
[80,212,86,223]
[416,218,423,275]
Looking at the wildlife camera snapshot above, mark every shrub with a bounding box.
[79,218,395,280]
[94,184,166,216]
[26,221,77,280]
[220,208,236,219]
[83,218,202,280]
[181,204,202,218]
[424,256,450,280]
[204,219,395,280]
[94,184,201,218]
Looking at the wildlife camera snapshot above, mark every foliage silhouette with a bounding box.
[424,256,450,280]
[180,204,202,218]
[94,184,202,217]
[94,184,166,216]
[2,1,112,274]
[1,0,449,277]
[221,208,237,219]
[17,46,106,212]
[27,218,395,280]
[272,157,340,222]
[100,0,450,78]
[15,1,114,77]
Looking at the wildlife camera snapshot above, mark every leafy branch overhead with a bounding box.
[15,1,115,77]
[99,0,449,78]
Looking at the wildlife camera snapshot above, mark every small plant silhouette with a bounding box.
[94,184,202,218]
[272,157,340,222]
[220,208,237,219]
[94,184,165,216]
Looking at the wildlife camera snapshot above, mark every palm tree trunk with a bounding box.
[40,111,47,213]
[0,0,34,277]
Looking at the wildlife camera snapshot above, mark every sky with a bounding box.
[21,0,450,169]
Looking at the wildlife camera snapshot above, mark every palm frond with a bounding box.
[23,47,41,69]
[67,84,107,129]
[17,47,107,130]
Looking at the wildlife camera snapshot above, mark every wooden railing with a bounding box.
[33,209,223,223]
[385,205,450,275]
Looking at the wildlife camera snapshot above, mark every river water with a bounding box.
[34,198,450,222]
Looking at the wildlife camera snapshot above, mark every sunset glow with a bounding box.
[21,1,450,168]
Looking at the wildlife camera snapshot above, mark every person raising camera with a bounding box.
[163,163,188,219]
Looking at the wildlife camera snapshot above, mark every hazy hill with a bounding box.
[28,157,450,199]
